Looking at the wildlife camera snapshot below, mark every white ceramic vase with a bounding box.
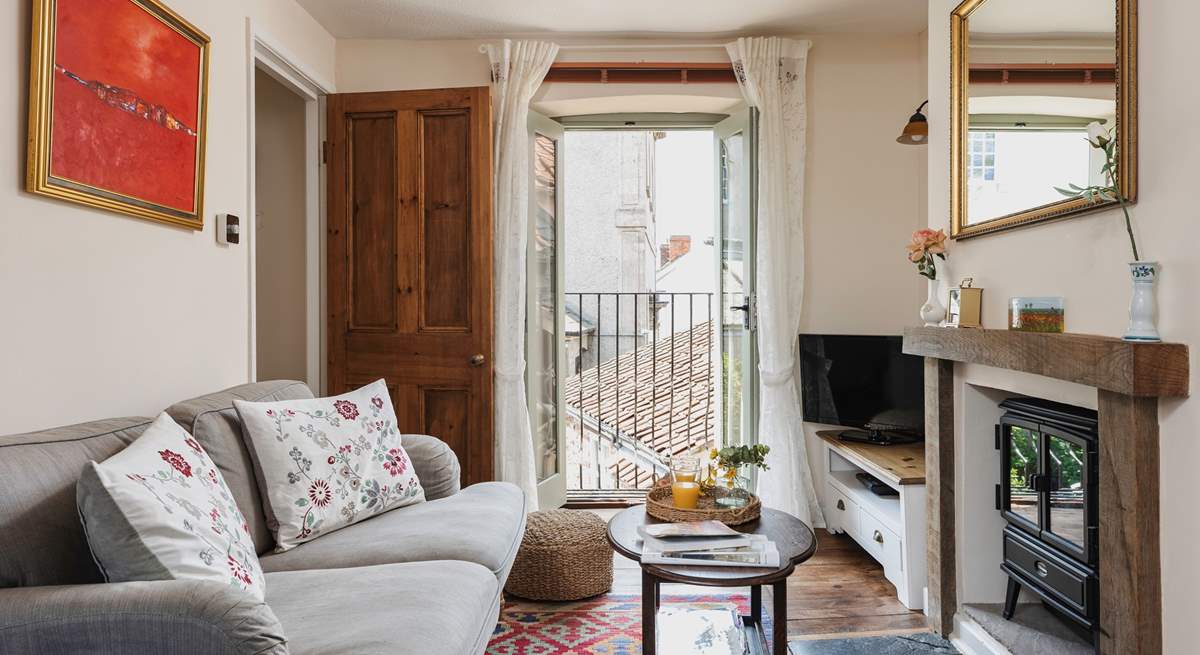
[1124,261,1161,342]
[920,276,945,327]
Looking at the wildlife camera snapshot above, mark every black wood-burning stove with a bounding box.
[996,397,1099,637]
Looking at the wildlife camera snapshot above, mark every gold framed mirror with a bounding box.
[951,0,1136,239]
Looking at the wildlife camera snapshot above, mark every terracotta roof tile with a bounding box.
[564,321,716,488]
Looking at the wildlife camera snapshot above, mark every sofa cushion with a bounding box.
[260,481,525,583]
[77,413,266,600]
[266,560,500,655]
[0,417,152,588]
[233,380,426,551]
[166,380,313,554]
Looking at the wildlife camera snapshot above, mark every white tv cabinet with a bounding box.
[817,431,927,610]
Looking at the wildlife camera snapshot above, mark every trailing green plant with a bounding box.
[1054,123,1140,261]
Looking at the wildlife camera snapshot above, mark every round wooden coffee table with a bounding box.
[607,505,816,655]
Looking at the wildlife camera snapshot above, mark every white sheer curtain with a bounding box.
[725,37,824,527]
[486,39,559,511]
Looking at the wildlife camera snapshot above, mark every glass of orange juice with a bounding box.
[670,456,702,509]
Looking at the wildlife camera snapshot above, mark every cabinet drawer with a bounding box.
[860,510,902,582]
[825,482,860,539]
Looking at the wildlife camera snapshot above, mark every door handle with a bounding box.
[469,354,486,367]
[730,302,751,330]
[873,530,884,544]
[836,499,845,511]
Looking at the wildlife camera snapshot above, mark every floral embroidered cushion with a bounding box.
[77,412,265,600]
[233,379,425,551]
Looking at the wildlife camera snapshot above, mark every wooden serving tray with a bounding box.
[644,486,762,526]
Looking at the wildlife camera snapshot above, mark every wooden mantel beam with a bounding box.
[903,327,1189,398]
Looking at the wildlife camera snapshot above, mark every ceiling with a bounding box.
[296,0,928,40]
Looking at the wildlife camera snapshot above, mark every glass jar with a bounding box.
[714,466,752,509]
[670,456,702,509]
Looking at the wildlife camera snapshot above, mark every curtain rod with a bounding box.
[557,43,729,51]
[478,42,729,53]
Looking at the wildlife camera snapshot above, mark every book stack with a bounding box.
[638,520,780,568]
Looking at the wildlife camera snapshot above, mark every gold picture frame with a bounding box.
[27,0,211,230]
[950,0,1137,240]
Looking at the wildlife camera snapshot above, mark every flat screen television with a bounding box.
[799,334,925,444]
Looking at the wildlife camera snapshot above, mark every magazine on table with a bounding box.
[638,520,743,539]
[641,533,780,568]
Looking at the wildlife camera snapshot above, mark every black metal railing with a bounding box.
[562,292,718,498]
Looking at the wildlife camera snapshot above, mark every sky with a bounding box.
[654,130,716,249]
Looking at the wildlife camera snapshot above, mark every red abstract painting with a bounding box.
[29,0,209,227]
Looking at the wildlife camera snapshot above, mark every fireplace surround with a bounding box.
[903,327,1190,655]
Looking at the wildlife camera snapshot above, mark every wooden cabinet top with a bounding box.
[816,430,926,486]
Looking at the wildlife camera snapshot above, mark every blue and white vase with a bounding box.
[1124,261,1161,342]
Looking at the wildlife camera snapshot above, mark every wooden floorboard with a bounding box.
[593,508,929,640]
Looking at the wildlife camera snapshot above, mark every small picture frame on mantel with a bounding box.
[947,278,983,328]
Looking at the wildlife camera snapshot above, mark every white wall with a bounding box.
[253,69,308,382]
[0,0,334,434]
[799,34,927,336]
[927,1,1200,649]
[337,39,490,91]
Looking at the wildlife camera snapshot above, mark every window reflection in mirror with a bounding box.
[960,0,1118,229]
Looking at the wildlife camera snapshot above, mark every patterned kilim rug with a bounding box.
[487,593,764,655]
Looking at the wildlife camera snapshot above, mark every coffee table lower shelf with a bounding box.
[740,614,770,655]
[645,574,788,655]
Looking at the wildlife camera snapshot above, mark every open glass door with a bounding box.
[528,111,567,509]
[715,109,758,450]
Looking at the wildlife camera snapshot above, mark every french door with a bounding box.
[715,109,759,450]
[527,111,567,509]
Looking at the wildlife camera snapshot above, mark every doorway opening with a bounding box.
[253,69,308,383]
[528,113,757,506]
[248,32,329,393]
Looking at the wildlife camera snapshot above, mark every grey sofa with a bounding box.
[0,380,527,655]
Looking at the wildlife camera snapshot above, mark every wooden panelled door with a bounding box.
[326,87,494,485]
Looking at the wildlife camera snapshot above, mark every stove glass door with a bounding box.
[1045,432,1088,557]
[1006,424,1041,531]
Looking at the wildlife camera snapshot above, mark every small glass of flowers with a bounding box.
[708,444,770,509]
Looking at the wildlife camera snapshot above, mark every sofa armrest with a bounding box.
[0,580,287,655]
[403,434,462,500]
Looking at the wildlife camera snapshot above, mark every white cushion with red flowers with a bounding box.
[233,379,425,552]
[76,412,266,600]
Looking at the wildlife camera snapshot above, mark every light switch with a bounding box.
[217,214,240,245]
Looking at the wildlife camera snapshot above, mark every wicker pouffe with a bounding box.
[504,509,614,601]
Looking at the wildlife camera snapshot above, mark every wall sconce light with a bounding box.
[896,100,929,145]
